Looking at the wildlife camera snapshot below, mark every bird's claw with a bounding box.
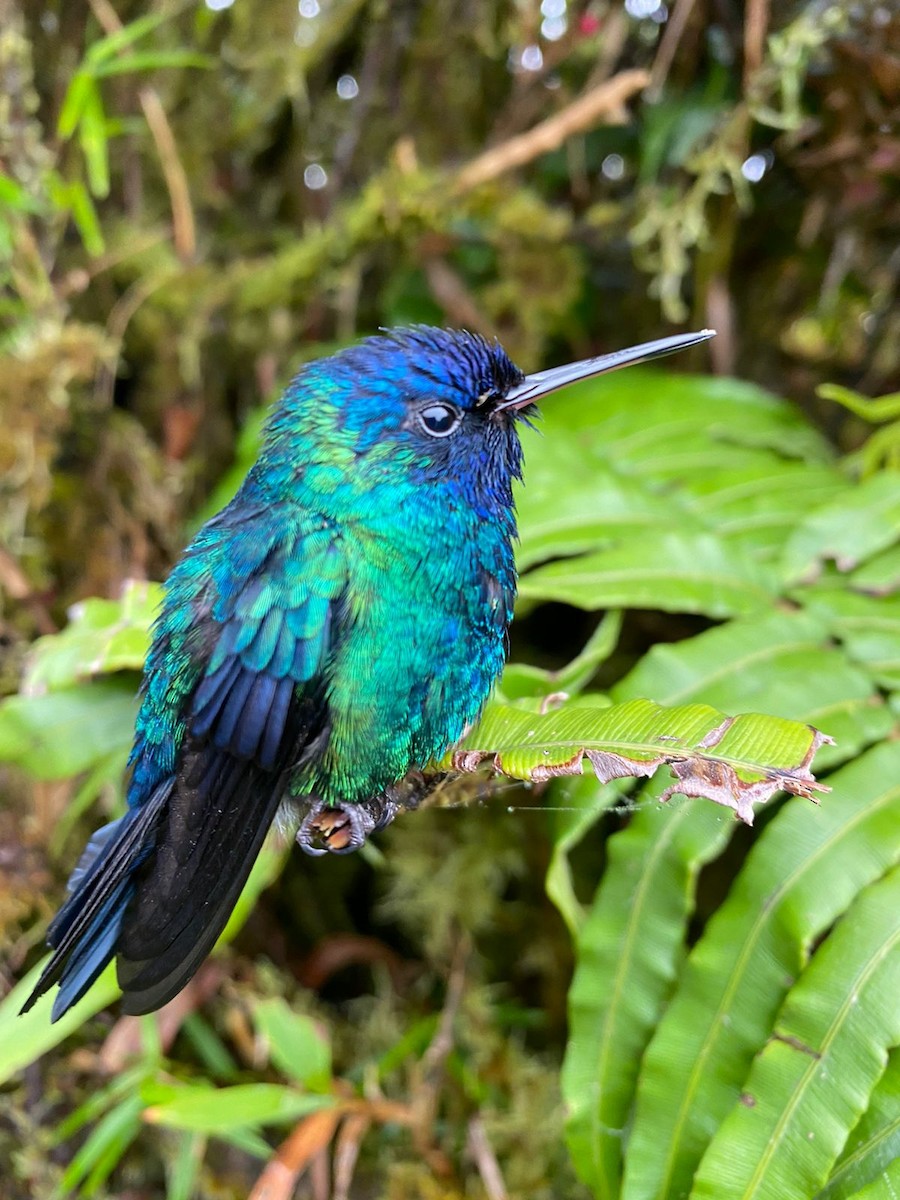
[296,796,400,857]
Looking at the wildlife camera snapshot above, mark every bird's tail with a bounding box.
[21,781,172,1022]
[24,741,293,1021]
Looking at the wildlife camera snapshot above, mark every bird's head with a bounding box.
[260,327,532,517]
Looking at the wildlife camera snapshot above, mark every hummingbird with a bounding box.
[24,325,713,1021]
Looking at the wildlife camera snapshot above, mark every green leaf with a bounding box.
[219,842,288,948]
[374,1013,440,1079]
[0,962,119,1087]
[210,1124,272,1159]
[84,11,170,65]
[93,51,213,76]
[515,455,679,570]
[519,532,777,618]
[815,1048,900,1200]
[781,472,900,584]
[180,1014,240,1082]
[452,696,828,825]
[78,82,111,198]
[817,384,900,425]
[800,588,900,692]
[531,371,831,469]
[27,581,161,691]
[0,170,41,212]
[848,543,900,594]
[563,797,731,1199]
[64,178,106,255]
[545,773,629,936]
[840,1158,900,1200]
[49,750,129,858]
[57,70,93,138]
[53,1065,148,1144]
[165,1131,207,1200]
[59,1092,143,1195]
[681,461,845,562]
[501,611,622,700]
[691,866,900,1200]
[253,998,332,1091]
[513,374,838,580]
[815,389,900,476]
[621,742,900,1200]
[639,95,728,178]
[619,607,891,771]
[559,608,892,1198]
[0,681,139,779]
[143,1083,334,1132]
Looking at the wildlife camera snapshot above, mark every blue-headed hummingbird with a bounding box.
[24,326,713,1020]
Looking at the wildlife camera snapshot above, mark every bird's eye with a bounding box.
[417,402,462,438]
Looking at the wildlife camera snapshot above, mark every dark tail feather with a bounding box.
[22,680,322,1020]
[21,782,172,1022]
[22,757,285,1020]
[115,751,287,1014]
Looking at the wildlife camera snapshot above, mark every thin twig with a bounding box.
[87,0,196,260]
[332,1112,372,1200]
[584,7,631,91]
[136,87,196,261]
[56,229,169,299]
[467,1117,509,1200]
[705,274,735,376]
[248,1107,344,1200]
[95,266,179,408]
[743,0,771,89]
[648,0,698,100]
[247,1094,415,1200]
[310,1148,330,1200]
[487,12,609,146]
[424,258,496,338]
[454,70,650,193]
[408,933,469,1171]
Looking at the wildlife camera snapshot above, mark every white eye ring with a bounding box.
[417,401,462,438]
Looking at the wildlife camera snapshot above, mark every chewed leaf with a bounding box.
[448,698,831,825]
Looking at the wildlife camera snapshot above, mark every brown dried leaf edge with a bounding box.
[449,699,834,826]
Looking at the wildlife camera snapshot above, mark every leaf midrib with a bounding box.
[492,734,808,780]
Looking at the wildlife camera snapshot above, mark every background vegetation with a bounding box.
[1,1,898,1197]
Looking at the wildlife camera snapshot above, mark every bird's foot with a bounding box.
[296,794,400,857]
[295,773,446,857]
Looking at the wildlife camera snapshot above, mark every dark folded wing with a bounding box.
[115,526,347,1012]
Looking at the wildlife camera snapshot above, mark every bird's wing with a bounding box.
[31,511,347,1019]
[115,517,348,1012]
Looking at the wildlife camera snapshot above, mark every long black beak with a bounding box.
[499,329,716,410]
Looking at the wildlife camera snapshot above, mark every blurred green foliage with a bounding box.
[1,1,899,1197]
